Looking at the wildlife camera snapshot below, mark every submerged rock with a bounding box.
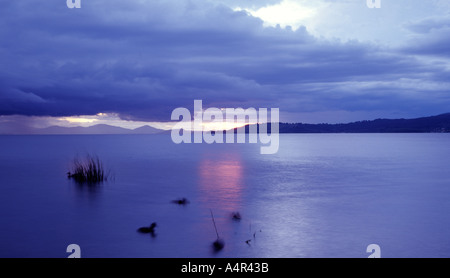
[172,198,190,205]
[231,212,241,221]
[212,238,225,251]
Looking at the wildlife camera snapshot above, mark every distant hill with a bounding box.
[236,113,450,133]
[0,124,164,135]
[131,125,162,134]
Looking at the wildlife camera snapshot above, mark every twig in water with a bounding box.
[210,209,224,251]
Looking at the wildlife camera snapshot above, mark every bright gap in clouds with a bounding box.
[43,113,252,132]
[54,113,173,130]
[234,0,317,30]
[231,0,450,46]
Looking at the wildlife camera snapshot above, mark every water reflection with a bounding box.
[68,180,104,205]
[197,151,246,255]
[198,152,244,213]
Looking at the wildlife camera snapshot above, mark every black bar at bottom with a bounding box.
[0,258,443,276]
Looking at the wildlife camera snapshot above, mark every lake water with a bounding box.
[0,134,449,258]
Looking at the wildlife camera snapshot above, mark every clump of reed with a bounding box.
[67,155,108,184]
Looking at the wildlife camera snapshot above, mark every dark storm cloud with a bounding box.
[0,0,449,122]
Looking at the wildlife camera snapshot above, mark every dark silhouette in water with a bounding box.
[137,222,157,237]
[213,238,225,251]
[231,212,241,221]
[67,155,108,185]
[172,198,190,205]
[67,171,84,180]
[246,223,262,246]
[210,209,224,251]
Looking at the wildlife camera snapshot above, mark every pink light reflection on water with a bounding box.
[197,151,245,213]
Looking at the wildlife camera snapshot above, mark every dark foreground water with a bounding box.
[0,134,449,258]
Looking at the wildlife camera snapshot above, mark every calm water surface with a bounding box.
[0,134,449,258]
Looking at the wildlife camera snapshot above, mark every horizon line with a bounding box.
[1,112,449,135]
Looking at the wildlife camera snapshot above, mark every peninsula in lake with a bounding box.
[240,113,450,134]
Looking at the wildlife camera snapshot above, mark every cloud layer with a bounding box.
[0,0,449,124]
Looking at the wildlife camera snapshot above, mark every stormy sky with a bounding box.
[1,0,450,128]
